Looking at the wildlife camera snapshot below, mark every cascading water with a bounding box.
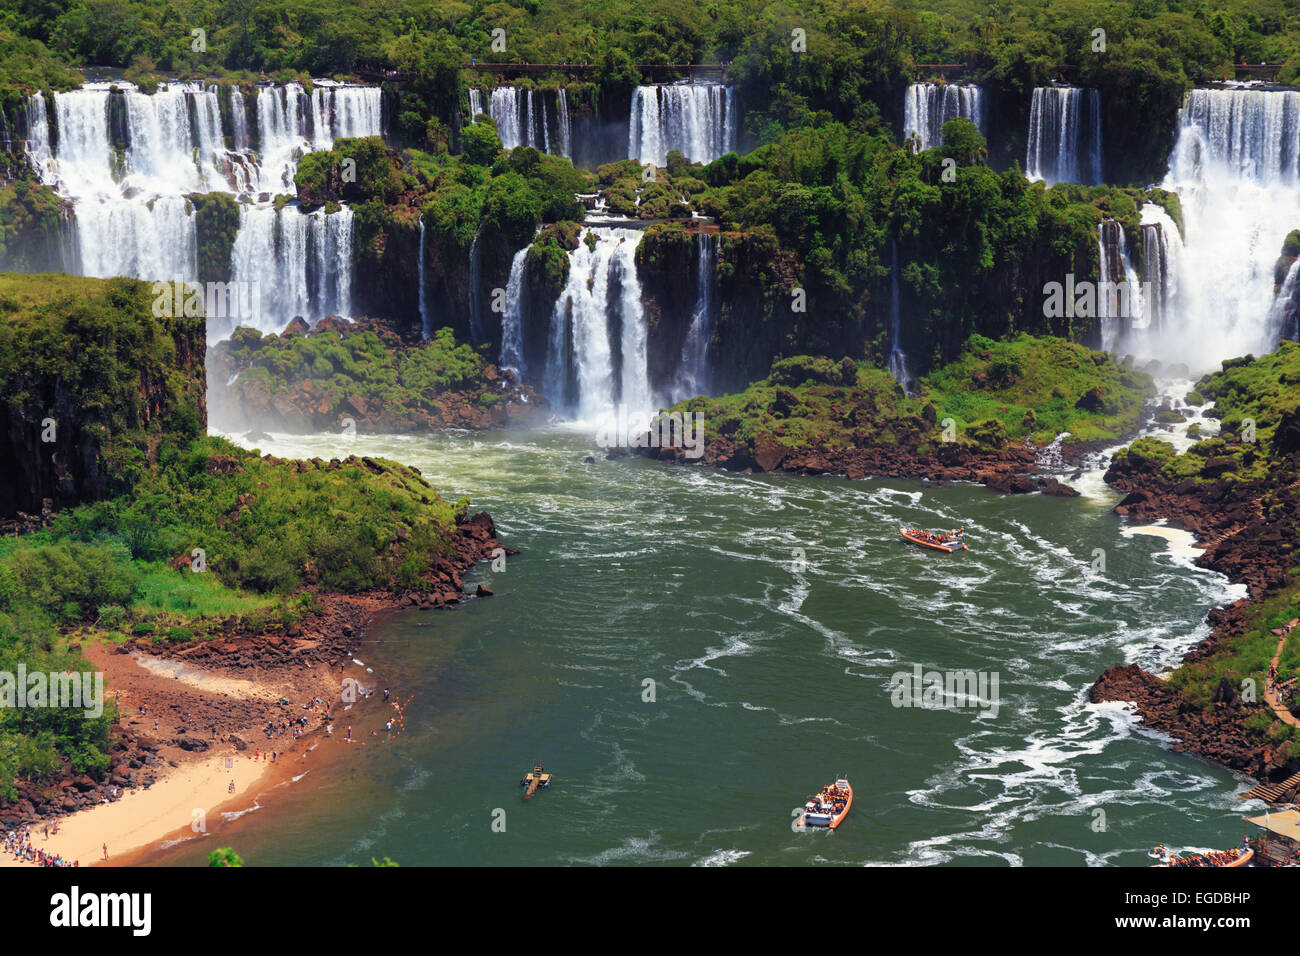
[418,218,431,340]
[1096,221,1144,353]
[488,87,569,157]
[1025,87,1103,185]
[499,247,530,378]
[1154,88,1300,367]
[1138,203,1179,339]
[23,80,379,341]
[671,232,718,402]
[887,242,912,391]
[557,89,571,159]
[902,83,984,151]
[468,88,484,120]
[543,227,650,421]
[1270,259,1300,343]
[629,85,738,167]
[228,203,354,338]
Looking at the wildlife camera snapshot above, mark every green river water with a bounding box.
[146,423,1252,866]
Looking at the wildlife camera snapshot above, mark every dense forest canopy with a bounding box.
[1,0,1298,86]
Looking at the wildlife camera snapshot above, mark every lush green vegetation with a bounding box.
[629,120,1177,380]
[1109,344,1300,746]
[213,321,500,420]
[1110,342,1300,488]
[0,0,1295,180]
[0,273,470,800]
[672,332,1153,465]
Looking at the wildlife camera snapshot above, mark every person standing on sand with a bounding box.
[102,843,108,860]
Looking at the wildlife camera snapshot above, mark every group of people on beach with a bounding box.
[3,826,79,868]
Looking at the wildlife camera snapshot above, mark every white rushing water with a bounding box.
[22,79,379,340]
[499,246,531,378]
[486,87,570,157]
[1096,220,1144,353]
[629,84,738,167]
[228,204,354,338]
[543,226,651,421]
[888,241,912,391]
[1026,87,1103,185]
[418,218,430,340]
[903,83,984,151]
[1153,88,1300,369]
[670,232,718,402]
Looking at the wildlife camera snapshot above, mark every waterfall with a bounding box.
[256,84,309,192]
[672,232,717,401]
[231,88,251,150]
[629,85,738,167]
[557,89,571,159]
[123,84,225,194]
[902,83,984,151]
[229,204,354,339]
[1097,221,1146,352]
[1025,87,1103,185]
[468,88,484,119]
[1138,203,1179,336]
[1270,259,1300,343]
[499,246,530,377]
[468,227,483,340]
[75,196,196,282]
[23,94,53,181]
[543,227,650,420]
[48,88,116,197]
[21,79,378,341]
[887,242,912,391]
[418,219,430,339]
[1155,88,1300,367]
[488,87,568,156]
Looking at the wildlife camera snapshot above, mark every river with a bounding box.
[146,423,1249,866]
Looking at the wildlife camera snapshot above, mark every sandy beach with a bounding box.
[1,620,369,867]
[1,750,277,867]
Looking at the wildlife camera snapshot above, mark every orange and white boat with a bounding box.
[900,528,967,553]
[794,778,852,830]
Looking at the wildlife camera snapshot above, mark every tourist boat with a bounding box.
[794,778,852,830]
[900,528,967,553]
[1149,845,1253,867]
[520,764,552,800]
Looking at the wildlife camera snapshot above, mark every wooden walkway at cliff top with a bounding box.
[1239,616,1300,804]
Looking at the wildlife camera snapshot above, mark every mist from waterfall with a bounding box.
[629,85,738,167]
[903,83,984,151]
[1025,87,1103,185]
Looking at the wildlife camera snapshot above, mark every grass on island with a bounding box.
[673,333,1154,462]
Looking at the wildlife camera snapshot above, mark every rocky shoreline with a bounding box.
[0,509,513,834]
[1089,434,1300,791]
[631,433,1085,497]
